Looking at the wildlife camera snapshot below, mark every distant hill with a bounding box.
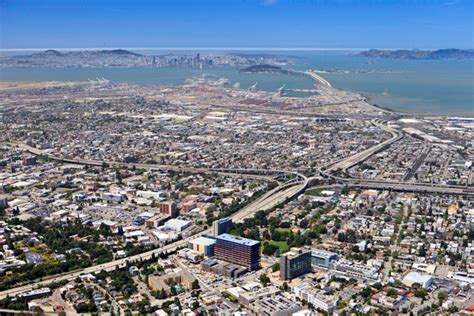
[359,49,474,60]
[239,64,282,73]
[93,49,142,57]
[30,49,142,58]
[33,49,64,57]
[0,49,148,68]
[229,53,297,59]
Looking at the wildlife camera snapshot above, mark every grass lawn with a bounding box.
[305,188,322,196]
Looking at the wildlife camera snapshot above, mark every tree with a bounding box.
[372,282,383,290]
[192,301,200,310]
[259,273,270,286]
[387,288,398,298]
[191,279,200,290]
[271,230,282,241]
[415,288,428,299]
[341,186,351,195]
[262,243,279,256]
[360,287,372,299]
[272,262,280,272]
[437,291,447,304]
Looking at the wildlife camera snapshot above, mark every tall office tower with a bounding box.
[212,217,233,236]
[280,248,312,280]
[214,234,260,270]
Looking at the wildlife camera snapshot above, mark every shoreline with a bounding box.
[0,69,472,117]
[361,94,398,115]
[239,65,473,118]
[358,91,474,118]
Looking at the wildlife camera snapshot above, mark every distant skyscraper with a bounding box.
[214,234,260,270]
[280,248,312,280]
[213,217,233,236]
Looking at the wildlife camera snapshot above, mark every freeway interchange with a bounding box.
[0,170,307,299]
[0,118,472,299]
[316,120,474,197]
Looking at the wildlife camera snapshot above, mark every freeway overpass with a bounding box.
[323,119,402,173]
[0,169,308,299]
[4,142,304,183]
[345,179,474,197]
[316,120,474,197]
[2,117,471,299]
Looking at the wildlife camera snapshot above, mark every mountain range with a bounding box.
[30,49,142,58]
[359,49,474,60]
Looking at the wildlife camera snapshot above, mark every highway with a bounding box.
[1,116,471,299]
[343,179,474,196]
[0,171,308,299]
[323,119,402,173]
[304,70,332,87]
[316,120,474,197]
[3,141,306,183]
[403,144,431,181]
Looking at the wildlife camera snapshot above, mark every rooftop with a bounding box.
[191,236,217,246]
[403,271,433,283]
[216,217,232,223]
[311,249,337,259]
[215,233,259,247]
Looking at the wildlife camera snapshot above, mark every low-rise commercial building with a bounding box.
[332,260,380,281]
[402,271,433,288]
[311,249,337,268]
[189,236,216,257]
[293,284,337,313]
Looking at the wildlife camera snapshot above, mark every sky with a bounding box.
[0,0,473,50]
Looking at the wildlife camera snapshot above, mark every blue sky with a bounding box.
[0,0,472,50]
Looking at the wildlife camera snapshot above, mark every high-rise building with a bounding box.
[280,248,312,280]
[160,201,177,218]
[0,195,8,208]
[212,217,233,236]
[311,249,338,268]
[214,234,260,270]
[23,156,37,166]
